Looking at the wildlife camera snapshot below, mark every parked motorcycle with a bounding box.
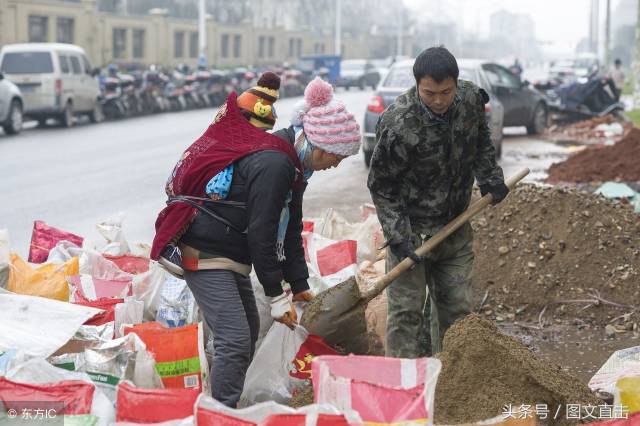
[100,76,126,119]
[545,75,625,123]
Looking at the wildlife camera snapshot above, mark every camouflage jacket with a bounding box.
[367,80,505,244]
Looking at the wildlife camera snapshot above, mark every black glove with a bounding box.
[479,182,509,205]
[389,238,425,264]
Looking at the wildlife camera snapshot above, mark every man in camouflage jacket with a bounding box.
[367,46,509,356]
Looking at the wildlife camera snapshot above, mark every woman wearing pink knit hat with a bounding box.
[155,76,360,407]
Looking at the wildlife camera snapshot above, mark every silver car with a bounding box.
[362,59,505,166]
[0,71,23,135]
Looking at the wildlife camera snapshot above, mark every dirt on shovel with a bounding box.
[300,277,371,354]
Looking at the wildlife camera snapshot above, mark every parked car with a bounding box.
[0,71,24,135]
[481,62,548,135]
[362,59,505,167]
[0,43,102,128]
[337,59,380,90]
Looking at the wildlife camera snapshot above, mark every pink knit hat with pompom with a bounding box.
[290,77,361,156]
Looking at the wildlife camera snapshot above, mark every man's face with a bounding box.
[417,76,457,115]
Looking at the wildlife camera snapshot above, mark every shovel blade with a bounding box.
[300,277,370,354]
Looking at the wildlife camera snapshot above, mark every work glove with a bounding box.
[389,238,425,264]
[292,290,315,302]
[479,182,510,205]
[270,293,298,330]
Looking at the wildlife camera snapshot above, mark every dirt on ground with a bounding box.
[545,115,631,146]
[434,315,602,426]
[546,127,640,183]
[471,184,640,332]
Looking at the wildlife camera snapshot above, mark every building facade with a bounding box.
[0,0,373,68]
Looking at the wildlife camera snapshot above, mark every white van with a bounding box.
[0,43,102,127]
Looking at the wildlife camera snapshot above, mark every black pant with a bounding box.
[184,269,259,407]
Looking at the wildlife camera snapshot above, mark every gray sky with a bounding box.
[403,0,592,54]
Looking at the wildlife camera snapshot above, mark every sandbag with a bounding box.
[75,298,124,326]
[156,276,196,328]
[615,376,640,415]
[116,381,200,423]
[590,346,640,394]
[0,376,94,415]
[124,322,207,392]
[196,394,363,426]
[28,220,84,264]
[104,254,150,275]
[74,333,163,402]
[4,358,115,425]
[241,316,338,405]
[303,234,357,294]
[0,292,100,358]
[96,214,130,256]
[313,355,442,425]
[8,254,78,301]
[131,262,167,321]
[115,297,145,337]
[69,275,132,302]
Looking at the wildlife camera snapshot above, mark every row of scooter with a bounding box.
[98,66,308,120]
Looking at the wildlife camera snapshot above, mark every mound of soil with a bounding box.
[471,184,640,329]
[546,127,640,183]
[434,315,601,425]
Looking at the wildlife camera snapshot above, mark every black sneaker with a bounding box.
[159,245,184,279]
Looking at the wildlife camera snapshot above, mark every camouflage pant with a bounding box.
[385,222,474,357]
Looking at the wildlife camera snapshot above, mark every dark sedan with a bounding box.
[362,59,505,167]
[481,62,548,134]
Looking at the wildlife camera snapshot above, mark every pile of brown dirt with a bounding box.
[545,115,630,145]
[546,127,640,183]
[471,184,640,329]
[434,315,601,425]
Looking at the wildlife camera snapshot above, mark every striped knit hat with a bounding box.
[237,71,280,130]
[291,77,361,156]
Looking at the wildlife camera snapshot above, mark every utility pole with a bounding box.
[397,8,403,57]
[198,0,207,68]
[335,0,342,57]
[634,0,640,107]
[589,0,600,54]
[605,0,611,67]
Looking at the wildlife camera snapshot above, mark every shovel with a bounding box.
[300,168,530,354]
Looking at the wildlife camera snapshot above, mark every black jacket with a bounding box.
[181,126,309,297]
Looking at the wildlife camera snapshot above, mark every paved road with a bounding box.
[0,89,570,257]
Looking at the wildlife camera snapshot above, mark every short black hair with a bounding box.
[413,46,459,84]
[615,58,622,65]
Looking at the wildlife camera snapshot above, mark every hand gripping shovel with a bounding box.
[300,168,530,354]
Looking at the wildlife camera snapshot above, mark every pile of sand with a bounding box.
[434,315,602,425]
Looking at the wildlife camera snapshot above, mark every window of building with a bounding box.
[28,16,48,43]
[189,32,199,58]
[174,31,184,58]
[268,37,275,58]
[258,36,265,58]
[133,29,145,59]
[70,56,82,74]
[296,39,302,57]
[112,28,127,59]
[233,35,241,58]
[56,17,74,44]
[221,34,229,58]
[58,54,70,74]
[288,39,294,57]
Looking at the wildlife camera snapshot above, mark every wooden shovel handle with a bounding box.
[362,168,530,303]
